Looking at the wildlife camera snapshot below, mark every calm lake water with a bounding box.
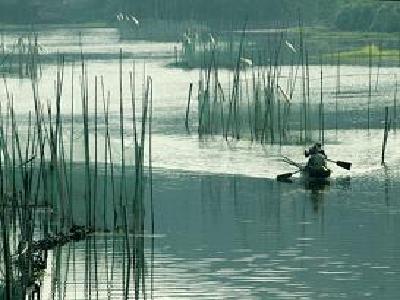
[1,26,400,299]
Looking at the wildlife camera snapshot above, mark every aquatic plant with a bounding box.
[0,47,154,299]
[185,25,400,147]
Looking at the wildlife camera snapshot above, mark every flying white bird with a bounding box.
[130,15,139,25]
[285,40,296,53]
[116,12,123,21]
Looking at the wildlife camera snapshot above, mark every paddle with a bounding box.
[326,158,352,170]
[277,169,300,181]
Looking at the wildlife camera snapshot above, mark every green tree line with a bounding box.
[1,0,400,32]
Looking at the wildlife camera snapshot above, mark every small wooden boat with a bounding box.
[301,153,331,180]
[278,154,350,183]
[278,156,331,182]
[302,165,331,180]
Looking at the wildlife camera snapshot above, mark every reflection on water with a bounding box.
[28,170,400,299]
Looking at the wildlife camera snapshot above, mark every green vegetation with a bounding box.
[335,1,400,32]
[175,25,400,69]
[333,44,399,65]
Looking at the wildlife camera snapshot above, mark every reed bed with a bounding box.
[185,26,400,146]
[0,33,41,79]
[0,48,154,299]
[187,25,314,145]
[177,25,400,69]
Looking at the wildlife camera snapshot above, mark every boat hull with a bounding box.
[302,166,331,180]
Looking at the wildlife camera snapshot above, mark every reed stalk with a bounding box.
[101,75,111,299]
[0,154,12,300]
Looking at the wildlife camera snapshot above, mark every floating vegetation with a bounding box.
[0,49,153,299]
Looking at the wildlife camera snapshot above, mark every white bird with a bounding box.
[285,40,296,53]
[209,33,215,46]
[38,44,47,54]
[184,34,191,45]
[130,15,139,25]
[116,13,123,21]
[240,57,253,67]
[278,85,290,104]
[18,241,28,255]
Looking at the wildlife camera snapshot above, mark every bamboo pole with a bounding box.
[119,48,126,224]
[185,83,193,132]
[336,50,340,133]
[69,62,74,227]
[149,74,154,300]
[300,24,305,144]
[394,75,397,131]
[306,49,310,142]
[319,54,323,142]
[101,76,108,231]
[368,43,372,132]
[381,106,390,165]
[376,40,382,92]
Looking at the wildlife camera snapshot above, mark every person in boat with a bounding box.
[305,142,328,172]
[307,152,327,169]
[305,142,326,159]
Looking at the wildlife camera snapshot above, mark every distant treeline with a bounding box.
[335,1,400,32]
[1,0,400,32]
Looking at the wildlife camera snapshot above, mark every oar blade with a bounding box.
[336,161,352,170]
[277,172,295,181]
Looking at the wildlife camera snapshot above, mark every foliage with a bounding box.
[1,0,400,33]
[335,1,400,32]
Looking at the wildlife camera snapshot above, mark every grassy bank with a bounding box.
[173,26,400,69]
